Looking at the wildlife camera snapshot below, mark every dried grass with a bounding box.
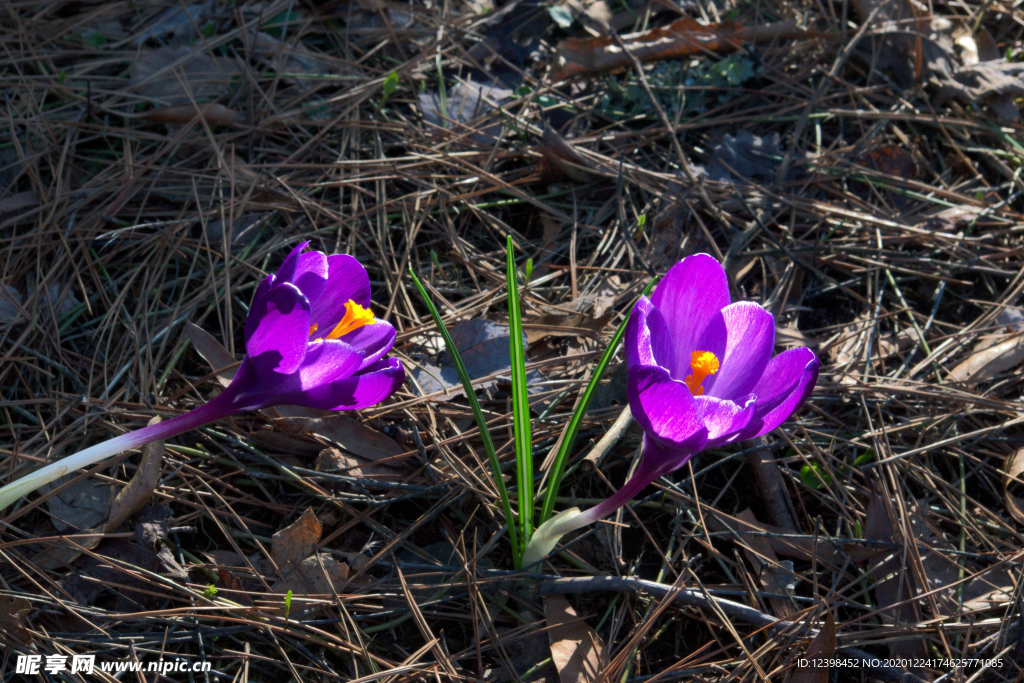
[1,0,1023,681]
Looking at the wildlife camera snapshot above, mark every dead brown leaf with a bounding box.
[1002,448,1024,526]
[948,331,1024,383]
[735,509,797,617]
[850,0,1024,121]
[273,553,350,597]
[705,509,842,568]
[316,447,398,477]
[0,283,22,323]
[860,145,917,181]
[908,507,1016,615]
[552,17,814,81]
[142,102,243,126]
[276,414,406,463]
[791,610,836,683]
[106,416,164,526]
[541,123,603,182]
[545,594,608,683]
[0,595,33,645]
[272,507,322,568]
[0,190,39,214]
[248,31,332,87]
[186,322,238,387]
[33,417,165,570]
[864,485,928,659]
[129,45,238,105]
[40,474,112,532]
[523,312,612,344]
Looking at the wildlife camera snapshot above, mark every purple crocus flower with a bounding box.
[524,253,817,566]
[0,243,405,511]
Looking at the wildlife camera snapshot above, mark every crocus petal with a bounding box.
[649,253,731,380]
[244,282,311,374]
[251,273,276,310]
[310,254,372,332]
[275,242,329,305]
[625,296,675,372]
[289,339,363,390]
[627,365,708,452]
[696,394,756,448]
[273,358,405,411]
[733,347,818,441]
[342,321,397,371]
[697,301,775,401]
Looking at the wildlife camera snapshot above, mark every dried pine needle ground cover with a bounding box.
[1,0,1024,681]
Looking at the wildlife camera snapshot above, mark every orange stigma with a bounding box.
[684,351,719,396]
[309,324,319,336]
[325,300,375,339]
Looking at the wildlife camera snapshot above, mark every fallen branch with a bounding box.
[552,18,824,81]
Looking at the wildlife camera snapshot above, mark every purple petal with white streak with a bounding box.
[272,358,405,411]
[243,282,311,374]
[309,254,373,332]
[650,254,732,380]
[733,347,818,441]
[696,301,775,401]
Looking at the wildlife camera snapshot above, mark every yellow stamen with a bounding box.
[684,351,719,396]
[325,300,375,339]
[309,324,319,336]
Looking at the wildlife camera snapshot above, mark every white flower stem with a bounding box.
[0,394,237,512]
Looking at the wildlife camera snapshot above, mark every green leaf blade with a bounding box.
[506,236,533,551]
[409,268,522,567]
[538,278,658,524]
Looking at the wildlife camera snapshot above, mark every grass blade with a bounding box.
[408,268,522,567]
[506,236,533,551]
[538,278,658,524]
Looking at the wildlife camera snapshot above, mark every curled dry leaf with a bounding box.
[545,594,608,683]
[134,503,187,579]
[142,102,243,126]
[1002,448,1024,526]
[909,507,1016,615]
[541,123,603,182]
[107,416,165,525]
[791,609,836,683]
[204,213,264,247]
[552,17,813,81]
[186,321,238,387]
[272,507,322,568]
[850,0,1024,120]
[705,508,842,569]
[29,282,80,320]
[33,417,165,570]
[735,509,797,617]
